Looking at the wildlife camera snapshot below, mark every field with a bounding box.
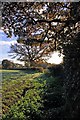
[1,70,42,113]
[1,69,65,120]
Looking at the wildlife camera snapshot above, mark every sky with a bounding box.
[0,29,63,65]
[0,29,21,64]
[47,51,63,64]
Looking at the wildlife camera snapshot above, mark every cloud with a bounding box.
[0,29,4,33]
[0,41,17,45]
[0,29,18,62]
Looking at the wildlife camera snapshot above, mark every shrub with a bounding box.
[42,74,65,120]
[48,64,63,77]
[29,67,44,73]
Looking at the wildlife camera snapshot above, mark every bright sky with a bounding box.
[0,29,22,64]
[47,51,63,64]
[0,29,63,65]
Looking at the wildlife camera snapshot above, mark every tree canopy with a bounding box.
[2,2,80,53]
[1,2,80,61]
[9,41,51,66]
[2,2,79,50]
[2,59,14,69]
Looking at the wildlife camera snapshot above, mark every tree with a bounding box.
[63,32,80,119]
[2,59,14,69]
[62,3,80,119]
[2,2,74,66]
[2,2,80,119]
[2,2,79,55]
[2,2,72,51]
[9,40,51,67]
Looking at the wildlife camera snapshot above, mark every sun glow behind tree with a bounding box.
[47,51,64,64]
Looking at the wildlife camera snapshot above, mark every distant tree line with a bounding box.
[2,59,23,69]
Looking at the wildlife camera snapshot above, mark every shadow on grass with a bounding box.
[34,71,66,120]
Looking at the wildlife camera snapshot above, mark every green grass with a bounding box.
[2,69,65,120]
[0,69,20,72]
[2,69,43,114]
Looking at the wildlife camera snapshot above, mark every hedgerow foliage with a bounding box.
[63,32,80,119]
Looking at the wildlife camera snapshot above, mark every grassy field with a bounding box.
[1,69,43,114]
[1,69,65,120]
